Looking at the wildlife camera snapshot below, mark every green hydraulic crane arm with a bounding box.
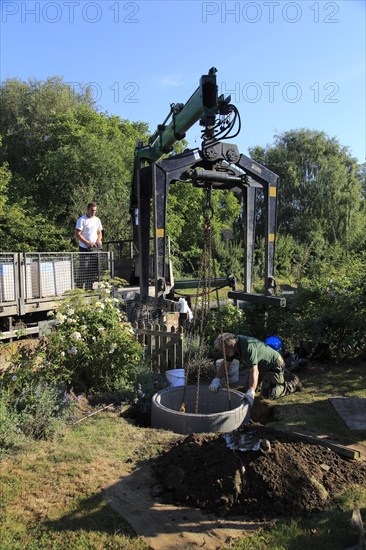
[135,67,220,163]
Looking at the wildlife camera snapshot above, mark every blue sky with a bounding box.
[1,0,365,162]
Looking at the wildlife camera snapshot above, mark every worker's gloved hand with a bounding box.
[208,378,221,392]
[242,388,255,408]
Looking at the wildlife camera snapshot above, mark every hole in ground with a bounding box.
[250,398,277,424]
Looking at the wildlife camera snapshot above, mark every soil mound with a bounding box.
[152,426,366,519]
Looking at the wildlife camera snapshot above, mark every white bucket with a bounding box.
[166,369,185,388]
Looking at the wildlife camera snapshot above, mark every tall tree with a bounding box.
[249,129,365,249]
[0,136,70,251]
[0,77,92,186]
[0,78,149,248]
[34,107,148,240]
[0,137,11,212]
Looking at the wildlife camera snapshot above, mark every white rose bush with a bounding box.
[44,282,143,392]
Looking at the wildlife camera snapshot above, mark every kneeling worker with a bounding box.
[209,333,302,407]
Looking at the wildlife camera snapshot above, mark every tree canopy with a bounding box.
[249,129,365,251]
[0,77,148,250]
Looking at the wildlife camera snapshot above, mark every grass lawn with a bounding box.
[0,414,177,549]
[265,360,366,447]
[0,361,365,549]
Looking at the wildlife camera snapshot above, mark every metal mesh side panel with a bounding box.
[25,253,72,300]
[0,254,16,304]
[24,252,110,300]
[72,252,110,291]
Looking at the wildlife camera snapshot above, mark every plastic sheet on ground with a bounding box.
[224,431,271,453]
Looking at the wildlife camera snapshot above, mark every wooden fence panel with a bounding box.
[162,324,168,368]
[154,323,160,371]
[133,322,184,372]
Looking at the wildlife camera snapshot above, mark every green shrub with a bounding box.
[290,271,366,360]
[213,239,245,280]
[12,380,75,439]
[0,375,75,450]
[203,301,251,346]
[195,250,366,361]
[252,251,366,359]
[0,389,27,452]
[24,282,145,393]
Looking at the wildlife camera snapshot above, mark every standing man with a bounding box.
[75,202,103,251]
[209,333,302,406]
[75,202,103,289]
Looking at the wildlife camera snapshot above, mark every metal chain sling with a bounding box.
[193,214,212,413]
[180,186,231,413]
[213,251,232,410]
[180,197,212,413]
[203,189,232,410]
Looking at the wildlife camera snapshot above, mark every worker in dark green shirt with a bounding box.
[209,333,302,406]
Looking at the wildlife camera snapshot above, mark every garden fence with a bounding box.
[133,321,184,372]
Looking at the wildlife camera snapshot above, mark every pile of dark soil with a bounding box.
[152,426,366,519]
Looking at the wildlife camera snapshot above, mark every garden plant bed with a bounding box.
[152,425,366,520]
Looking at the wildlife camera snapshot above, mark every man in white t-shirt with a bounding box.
[75,202,103,289]
[75,202,103,251]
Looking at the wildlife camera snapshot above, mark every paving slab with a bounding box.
[103,465,267,550]
[329,397,366,431]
